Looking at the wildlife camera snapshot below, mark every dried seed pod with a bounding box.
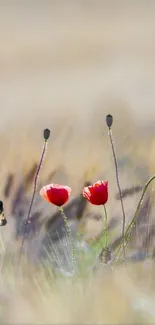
[43,129,50,141]
[0,201,7,226]
[0,201,3,213]
[0,213,7,226]
[99,247,111,264]
[106,114,113,128]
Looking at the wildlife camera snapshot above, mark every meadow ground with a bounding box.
[1,1,155,323]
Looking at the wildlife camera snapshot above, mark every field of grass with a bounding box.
[1,1,155,323]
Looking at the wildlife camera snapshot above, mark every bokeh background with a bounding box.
[1,0,155,235]
[1,1,155,125]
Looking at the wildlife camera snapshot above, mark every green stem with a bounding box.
[59,206,76,269]
[103,204,108,249]
[114,174,155,262]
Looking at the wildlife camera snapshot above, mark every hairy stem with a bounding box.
[108,127,126,259]
[59,206,76,270]
[103,204,108,250]
[18,140,48,264]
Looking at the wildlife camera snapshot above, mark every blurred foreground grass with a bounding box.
[0,243,155,324]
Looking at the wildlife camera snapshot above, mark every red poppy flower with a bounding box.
[83,180,108,205]
[40,184,71,206]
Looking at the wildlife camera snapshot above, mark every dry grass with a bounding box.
[1,254,155,324]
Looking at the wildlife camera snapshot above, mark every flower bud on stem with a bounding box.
[106,114,126,260]
[18,129,50,265]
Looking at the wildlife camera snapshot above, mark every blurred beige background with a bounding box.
[0,1,155,194]
[0,1,155,126]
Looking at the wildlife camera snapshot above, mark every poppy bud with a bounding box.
[99,247,111,264]
[43,129,50,141]
[106,114,113,128]
[0,214,7,226]
[0,201,7,226]
[0,201,3,213]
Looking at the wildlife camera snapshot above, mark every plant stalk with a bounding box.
[114,174,155,261]
[59,206,76,270]
[18,140,48,264]
[108,127,126,259]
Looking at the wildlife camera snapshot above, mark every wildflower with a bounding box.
[40,184,71,206]
[83,180,108,205]
[40,184,76,268]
